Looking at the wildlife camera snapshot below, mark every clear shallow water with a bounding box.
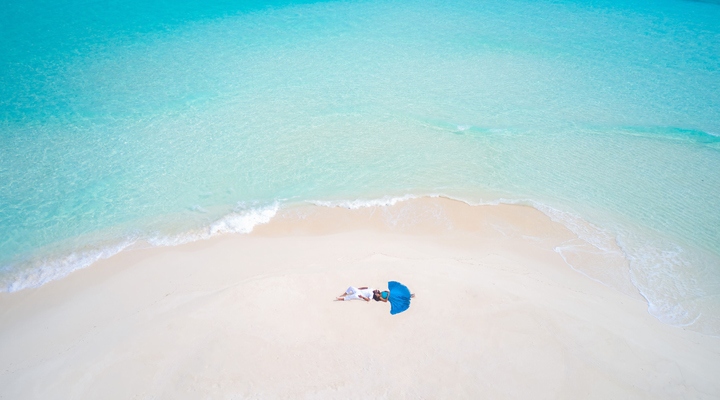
[1,0,719,333]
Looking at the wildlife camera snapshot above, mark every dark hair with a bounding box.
[373,291,382,301]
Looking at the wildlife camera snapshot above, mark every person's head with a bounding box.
[373,290,382,301]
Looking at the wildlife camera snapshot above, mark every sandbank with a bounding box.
[1,197,718,399]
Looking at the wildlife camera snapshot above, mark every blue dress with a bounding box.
[387,281,412,315]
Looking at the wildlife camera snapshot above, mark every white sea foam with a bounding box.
[1,202,279,293]
[309,194,420,209]
[147,202,279,247]
[210,203,278,235]
[0,239,136,293]
[615,232,715,333]
[457,125,472,131]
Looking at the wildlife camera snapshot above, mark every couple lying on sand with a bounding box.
[337,281,415,315]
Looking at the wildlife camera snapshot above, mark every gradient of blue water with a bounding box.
[1,0,719,333]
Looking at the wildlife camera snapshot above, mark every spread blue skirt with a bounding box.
[388,281,412,315]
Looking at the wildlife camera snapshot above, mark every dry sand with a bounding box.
[1,197,719,399]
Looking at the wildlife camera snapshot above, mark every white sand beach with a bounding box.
[1,198,718,399]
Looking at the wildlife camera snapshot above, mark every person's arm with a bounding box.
[359,287,368,290]
[380,292,389,302]
[360,295,370,302]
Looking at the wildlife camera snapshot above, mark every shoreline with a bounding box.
[2,196,718,334]
[0,194,637,293]
[1,197,719,398]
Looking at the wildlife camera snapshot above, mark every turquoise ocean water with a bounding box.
[1,0,719,333]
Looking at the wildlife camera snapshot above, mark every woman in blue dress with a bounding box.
[373,281,415,315]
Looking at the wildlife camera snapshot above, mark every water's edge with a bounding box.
[2,193,718,337]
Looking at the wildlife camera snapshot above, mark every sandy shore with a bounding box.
[1,198,719,399]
